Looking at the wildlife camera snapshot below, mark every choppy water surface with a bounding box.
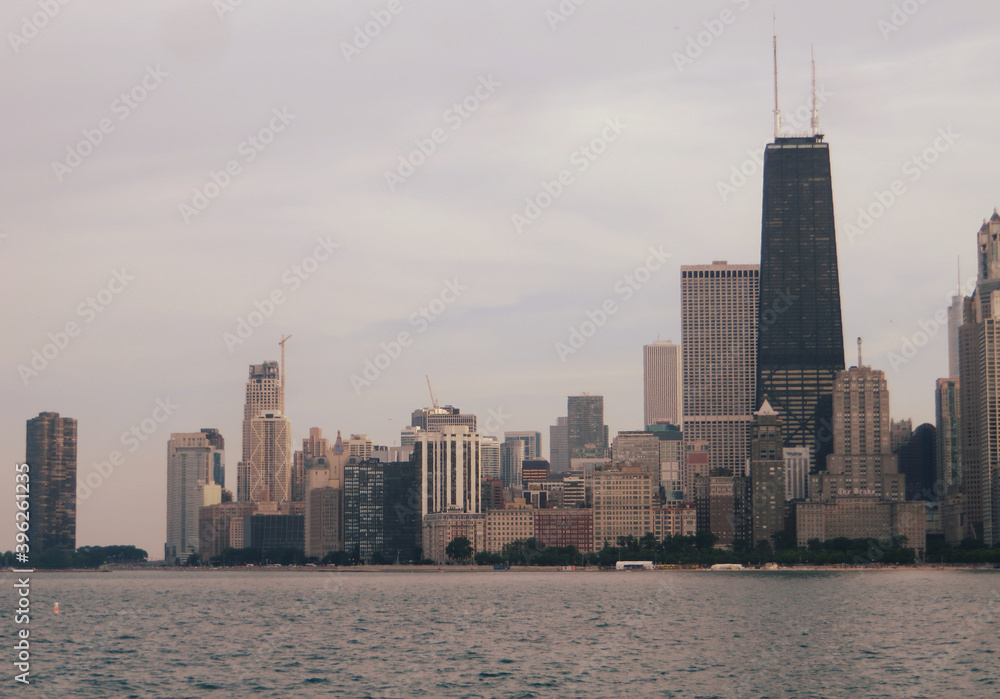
[3,569,998,697]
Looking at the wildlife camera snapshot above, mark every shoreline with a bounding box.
[6,564,998,574]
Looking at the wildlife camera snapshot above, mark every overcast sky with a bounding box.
[3,1,996,558]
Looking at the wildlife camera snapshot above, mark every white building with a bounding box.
[416,425,481,516]
[644,341,682,427]
[248,411,293,504]
[166,432,223,563]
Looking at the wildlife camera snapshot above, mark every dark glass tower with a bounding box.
[26,412,78,553]
[757,135,845,470]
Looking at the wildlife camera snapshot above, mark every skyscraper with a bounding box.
[415,425,482,516]
[238,361,282,501]
[25,412,77,554]
[643,341,682,427]
[681,261,759,474]
[757,134,846,471]
[411,405,477,433]
[549,416,569,473]
[957,210,1000,544]
[500,439,524,488]
[567,394,608,459]
[166,432,223,562]
[248,411,293,504]
[200,428,226,490]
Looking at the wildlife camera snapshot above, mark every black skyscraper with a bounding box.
[25,412,78,553]
[757,135,845,469]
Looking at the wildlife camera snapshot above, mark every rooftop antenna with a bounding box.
[857,337,863,368]
[279,334,292,411]
[811,44,820,136]
[773,11,781,139]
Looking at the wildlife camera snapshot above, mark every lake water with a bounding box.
[4,569,999,697]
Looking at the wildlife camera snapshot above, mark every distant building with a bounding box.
[535,509,593,552]
[648,423,684,501]
[25,412,77,554]
[695,472,737,547]
[166,432,224,563]
[416,426,481,517]
[199,502,257,560]
[481,478,506,511]
[238,361,282,502]
[248,411,293,504]
[549,417,570,473]
[561,474,587,508]
[890,419,914,454]
[485,506,535,553]
[292,427,329,503]
[522,459,550,486]
[304,487,342,560]
[750,401,786,548]
[682,439,711,503]
[783,447,811,502]
[612,431,662,493]
[644,341,682,427]
[500,439,524,488]
[798,362,925,554]
[411,405,477,433]
[897,424,937,501]
[590,468,653,549]
[344,459,420,564]
[200,428,226,489]
[652,504,697,539]
[481,436,501,481]
[505,431,542,459]
[422,513,485,563]
[243,514,304,553]
[568,395,609,459]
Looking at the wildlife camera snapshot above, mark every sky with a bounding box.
[2,0,997,559]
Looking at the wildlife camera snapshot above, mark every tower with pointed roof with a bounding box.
[749,398,786,547]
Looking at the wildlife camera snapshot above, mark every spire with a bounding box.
[772,12,781,139]
[278,334,292,412]
[857,337,863,368]
[811,44,820,136]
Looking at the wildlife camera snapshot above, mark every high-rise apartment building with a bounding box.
[936,378,962,494]
[757,135,846,471]
[957,210,1000,544]
[25,412,77,554]
[200,428,225,489]
[783,447,811,502]
[248,411,293,504]
[166,432,223,562]
[643,341,682,427]
[749,401,785,547]
[681,261,759,474]
[416,426,482,516]
[344,459,420,564]
[567,395,608,459]
[612,431,662,493]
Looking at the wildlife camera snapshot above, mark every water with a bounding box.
[4,569,999,697]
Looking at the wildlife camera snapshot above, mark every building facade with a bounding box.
[568,395,608,459]
[590,469,653,549]
[248,411,293,504]
[750,401,786,547]
[681,261,759,475]
[644,340,682,427]
[25,412,77,554]
[757,135,846,472]
[166,432,223,562]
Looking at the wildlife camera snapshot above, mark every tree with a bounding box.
[445,536,473,563]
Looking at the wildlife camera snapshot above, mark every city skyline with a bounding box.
[3,1,997,558]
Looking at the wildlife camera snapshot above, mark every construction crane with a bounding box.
[279,334,292,411]
[425,375,439,410]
